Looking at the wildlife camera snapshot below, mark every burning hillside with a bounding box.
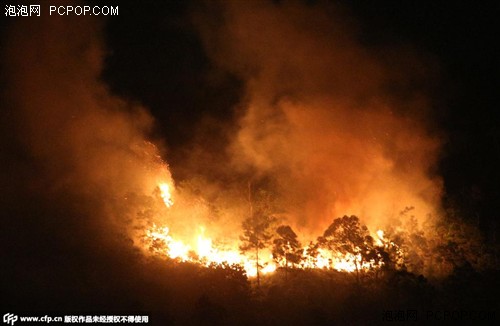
[2,2,499,325]
[122,1,453,280]
[1,6,495,323]
[140,181,388,278]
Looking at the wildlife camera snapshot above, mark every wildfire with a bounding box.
[143,223,385,276]
[144,223,276,277]
[376,229,385,246]
[142,182,388,278]
[158,183,174,207]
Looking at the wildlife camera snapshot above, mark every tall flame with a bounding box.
[158,183,174,207]
[143,183,387,278]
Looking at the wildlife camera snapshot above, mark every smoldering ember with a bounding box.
[1,1,498,325]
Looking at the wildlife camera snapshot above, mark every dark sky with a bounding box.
[99,1,498,237]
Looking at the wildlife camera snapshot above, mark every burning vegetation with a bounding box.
[143,182,387,278]
[119,1,492,283]
[138,175,490,285]
[1,0,486,286]
[1,1,498,324]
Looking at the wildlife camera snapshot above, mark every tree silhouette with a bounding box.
[302,241,320,268]
[240,185,277,286]
[318,215,380,282]
[384,207,430,275]
[272,225,303,277]
[240,211,276,286]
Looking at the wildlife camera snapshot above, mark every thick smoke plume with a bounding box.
[1,7,172,249]
[194,1,443,237]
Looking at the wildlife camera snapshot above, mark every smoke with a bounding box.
[194,1,443,236]
[0,5,173,250]
[0,0,444,277]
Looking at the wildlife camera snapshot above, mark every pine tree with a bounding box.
[272,225,302,277]
[239,183,277,286]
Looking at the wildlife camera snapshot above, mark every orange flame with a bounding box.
[142,183,386,278]
[158,183,174,207]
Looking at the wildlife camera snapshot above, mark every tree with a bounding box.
[318,215,380,282]
[302,241,320,268]
[272,225,303,277]
[384,207,430,275]
[431,211,494,276]
[240,211,276,286]
[240,185,278,286]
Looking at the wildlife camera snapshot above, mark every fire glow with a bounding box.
[142,182,389,277]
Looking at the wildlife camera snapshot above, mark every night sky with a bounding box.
[1,0,499,323]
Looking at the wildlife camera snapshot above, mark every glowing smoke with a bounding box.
[1,9,173,246]
[194,1,443,236]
